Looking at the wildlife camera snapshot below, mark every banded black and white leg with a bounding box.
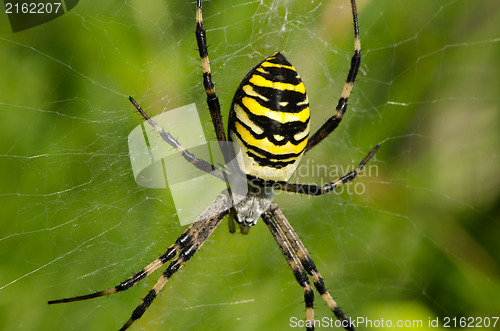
[119,192,230,330]
[196,0,226,144]
[195,0,361,152]
[268,204,354,331]
[275,144,379,195]
[48,227,193,304]
[129,97,228,183]
[306,0,361,152]
[261,212,317,330]
[49,192,232,331]
[128,0,230,177]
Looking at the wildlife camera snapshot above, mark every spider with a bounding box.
[48,1,379,330]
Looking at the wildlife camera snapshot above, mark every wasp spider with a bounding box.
[49,0,379,330]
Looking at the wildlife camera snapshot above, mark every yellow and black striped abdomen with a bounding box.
[228,52,310,182]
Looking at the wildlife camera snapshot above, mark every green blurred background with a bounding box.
[1,0,499,330]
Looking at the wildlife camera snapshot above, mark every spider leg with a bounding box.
[268,204,354,331]
[48,222,202,304]
[129,96,228,183]
[196,0,226,144]
[119,192,231,331]
[274,144,379,195]
[261,212,316,331]
[305,0,361,152]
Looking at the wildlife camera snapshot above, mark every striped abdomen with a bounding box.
[228,52,310,182]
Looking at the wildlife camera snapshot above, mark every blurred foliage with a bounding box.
[0,0,499,330]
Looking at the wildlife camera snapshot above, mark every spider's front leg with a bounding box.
[261,212,316,331]
[49,192,232,331]
[48,223,201,305]
[263,206,355,331]
[269,205,355,330]
[119,192,231,331]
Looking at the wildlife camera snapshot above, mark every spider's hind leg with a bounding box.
[195,0,226,145]
[305,0,362,153]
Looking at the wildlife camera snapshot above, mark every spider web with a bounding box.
[1,0,499,330]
